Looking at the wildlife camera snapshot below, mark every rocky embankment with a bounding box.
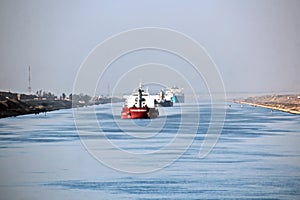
[0,91,123,118]
[0,98,72,118]
[233,94,300,114]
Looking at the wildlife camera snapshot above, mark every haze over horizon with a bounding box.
[0,0,299,96]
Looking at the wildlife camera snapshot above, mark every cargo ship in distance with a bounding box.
[166,86,185,103]
[154,89,174,107]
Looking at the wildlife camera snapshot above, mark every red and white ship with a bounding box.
[121,84,159,119]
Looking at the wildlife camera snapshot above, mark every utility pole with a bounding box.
[28,65,32,93]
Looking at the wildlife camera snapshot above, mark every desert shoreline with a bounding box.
[232,94,300,115]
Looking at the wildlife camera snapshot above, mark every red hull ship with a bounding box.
[121,84,159,119]
[121,107,159,119]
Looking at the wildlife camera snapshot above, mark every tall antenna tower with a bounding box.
[28,65,32,93]
[107,84,110,97]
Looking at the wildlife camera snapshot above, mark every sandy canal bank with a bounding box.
[233,94,300,115]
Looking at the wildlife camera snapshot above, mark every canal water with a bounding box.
[0,102,299,199]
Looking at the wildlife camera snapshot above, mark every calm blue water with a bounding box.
[0,103,300,199]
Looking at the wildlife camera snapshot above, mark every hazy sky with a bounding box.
[0,0,299,95]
